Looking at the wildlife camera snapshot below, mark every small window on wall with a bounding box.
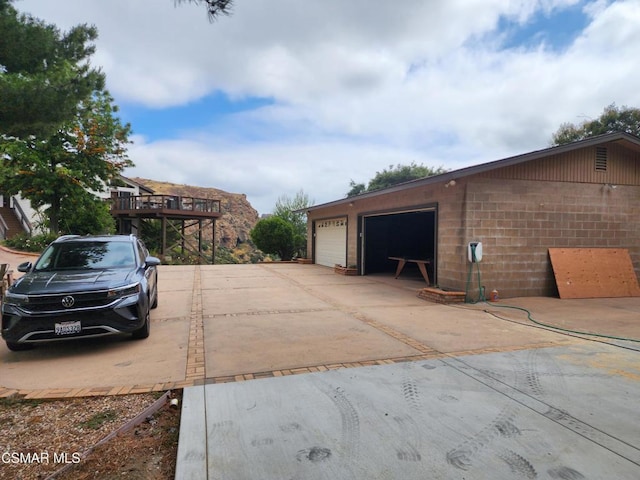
[595,147,608,171]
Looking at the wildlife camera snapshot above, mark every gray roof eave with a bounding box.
[118,175,155,194]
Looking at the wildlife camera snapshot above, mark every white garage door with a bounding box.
[315,218,347,267]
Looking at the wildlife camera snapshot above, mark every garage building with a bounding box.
[304,132,640,298]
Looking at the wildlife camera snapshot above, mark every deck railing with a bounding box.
[0,214,7,240]
[111,195,221,214]
[11,196,33,235]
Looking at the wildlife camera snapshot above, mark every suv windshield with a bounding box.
[34,241,136,271]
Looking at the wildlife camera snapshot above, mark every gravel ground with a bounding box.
[0,391,181,479]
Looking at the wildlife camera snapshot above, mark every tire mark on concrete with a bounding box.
[446,354,640,468]
[392,415,422,462]
[544,407,596,438]
[295,446,332,463]
[525,349,570,400]
[507,350,574,476]
[402,375,421,413]
[314,379,359,478]
[498,449,538,478]
[446,405,521,470]
[392,363,429,462]
[547,465,586,479]
[523,350,546,397]
[208,419,235,445]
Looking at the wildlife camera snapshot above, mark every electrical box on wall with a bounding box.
[468,242,483,262]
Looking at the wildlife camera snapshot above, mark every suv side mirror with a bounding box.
[145,256,161,267]
[17,262,32,273]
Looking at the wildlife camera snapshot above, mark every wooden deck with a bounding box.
[110,194,222,219]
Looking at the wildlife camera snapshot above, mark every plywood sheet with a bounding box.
[549,248,640,299]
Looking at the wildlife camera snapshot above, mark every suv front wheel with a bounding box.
[5,341,33,351]
[131,309,150,340]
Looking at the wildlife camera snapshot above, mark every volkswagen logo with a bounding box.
[61,296,75,308]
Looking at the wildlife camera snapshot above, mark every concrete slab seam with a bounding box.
[259,264,439,355]
[198,342,563,386]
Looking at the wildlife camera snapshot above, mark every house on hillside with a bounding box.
[2,174,223,263]
[304,132,640,298]
[0,176,153,240]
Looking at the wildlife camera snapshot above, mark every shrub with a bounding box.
[250,217,295,261]
[3,232,57,253]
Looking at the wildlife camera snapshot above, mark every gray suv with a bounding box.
[1,234,160,351]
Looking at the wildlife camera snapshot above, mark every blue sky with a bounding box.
[16,0,640,214]
[498,2,590,51]
[120,93,275,142]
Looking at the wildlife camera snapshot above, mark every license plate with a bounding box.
[54,321,81,335]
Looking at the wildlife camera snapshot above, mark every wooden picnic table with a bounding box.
[388,257,431,285]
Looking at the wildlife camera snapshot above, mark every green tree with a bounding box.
[347,162,448,197]
[57,192,115,235]
[346,179,367,197]
[3,90,132,233]
[273,190,312,258]
[551,104,640,146]
[0,0,105,138]
[250,216,296,261]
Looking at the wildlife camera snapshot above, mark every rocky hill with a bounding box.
[132,178,259,251]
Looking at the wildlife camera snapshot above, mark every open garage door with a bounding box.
[314,217,347,267]
[360,208,436,281]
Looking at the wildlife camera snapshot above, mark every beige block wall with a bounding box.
[462,177,640,297]
[307,176,640,298]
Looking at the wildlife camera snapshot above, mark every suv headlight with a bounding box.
[3,292,29,307]
[107,283,141,299]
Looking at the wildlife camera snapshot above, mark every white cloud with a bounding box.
[126,135,458,214]
[14,0,640,214]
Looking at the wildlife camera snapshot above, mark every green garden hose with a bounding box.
[483,301,640,344]
[463,246,639,343]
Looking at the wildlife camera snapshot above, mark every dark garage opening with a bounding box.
[362,210,436,281]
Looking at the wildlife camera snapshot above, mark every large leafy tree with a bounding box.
[3,91,132,233]
[551,104,640,146]
[347,162,448,197]
[0,0,104,139]
[273,190,312,258]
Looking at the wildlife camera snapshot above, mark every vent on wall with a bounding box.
[595,147,608,171]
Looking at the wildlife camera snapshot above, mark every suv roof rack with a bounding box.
[54,235,82,242]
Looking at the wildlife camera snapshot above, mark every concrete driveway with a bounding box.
[1,261,639,399]
[2,258,640,477]
[168,263,638,479]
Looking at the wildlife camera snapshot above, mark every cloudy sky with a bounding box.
[15,0,640,214]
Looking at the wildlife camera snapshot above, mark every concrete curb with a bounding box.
[0,244,41,257]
